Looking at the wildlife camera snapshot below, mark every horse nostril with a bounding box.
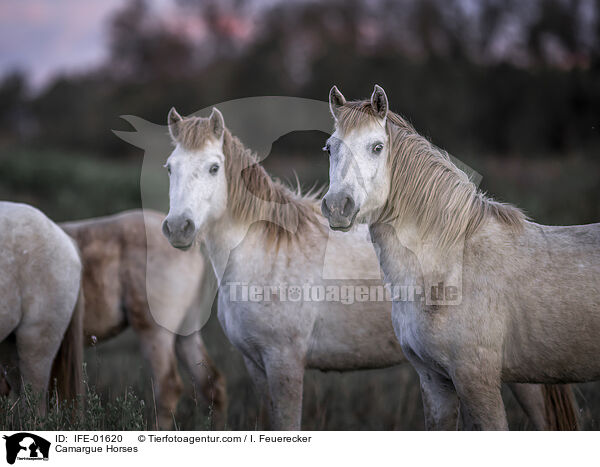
[321,198,331,217]
[182,219,194,236]
[162,220,171,237]
[341,196,355,218]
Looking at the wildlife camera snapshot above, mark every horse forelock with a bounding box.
[171,116,214,151]
[336,100,413,135]
[172,114,324,247]
[335,99,526,250]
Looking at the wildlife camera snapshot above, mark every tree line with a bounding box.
[1,0,599,158]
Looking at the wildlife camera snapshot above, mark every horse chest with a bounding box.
[390,300,454,371]
[391,301,422,350]
[217,289,312,359]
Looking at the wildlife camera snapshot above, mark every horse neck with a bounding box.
[202,213,252,284]
[369,222,424,286]
[382,124,482,250]
[370,217,468,309]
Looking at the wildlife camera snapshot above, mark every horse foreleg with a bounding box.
[138,328,182,430]
[508,383,547,430]
[416,367,459,430]
[453,368,508,430]
[175,332,227,429]
[264,356,304,430]
[243,356,270,430]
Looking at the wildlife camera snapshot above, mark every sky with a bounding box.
[0,0,289,91]
[0,0,181,90]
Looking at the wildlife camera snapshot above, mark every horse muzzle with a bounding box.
[162,214,196,250]
[321,191,359,231]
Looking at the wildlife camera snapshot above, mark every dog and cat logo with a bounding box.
[3,433,50,464]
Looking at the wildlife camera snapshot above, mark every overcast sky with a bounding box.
[0,0,185,89]
[0,0,293,91]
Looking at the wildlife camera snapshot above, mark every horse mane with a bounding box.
[337,101,526,250]
[172,115,324,247]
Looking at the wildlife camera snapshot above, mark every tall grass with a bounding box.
[0,366,146,431]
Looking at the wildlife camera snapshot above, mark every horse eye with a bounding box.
[373,143,384,154]
[209,163,220,175]
[165,164,171,175]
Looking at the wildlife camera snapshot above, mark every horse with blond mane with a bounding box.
[321,84,598,430]
[159,106,577,430]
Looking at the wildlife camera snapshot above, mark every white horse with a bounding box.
[0,201,84,406]
[321,84,596,430]
[159,106,575,429]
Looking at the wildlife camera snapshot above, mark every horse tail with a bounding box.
[50,284,85,402]
[543,384,579,430]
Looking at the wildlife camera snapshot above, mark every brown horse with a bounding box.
[61,209,226,429]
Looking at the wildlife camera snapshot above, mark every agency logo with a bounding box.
[3,433,51,464]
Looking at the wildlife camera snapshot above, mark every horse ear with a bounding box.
[329,85,346,121]
[168,107,183,140]
[371,84,388,120]
[209,107,225,140]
